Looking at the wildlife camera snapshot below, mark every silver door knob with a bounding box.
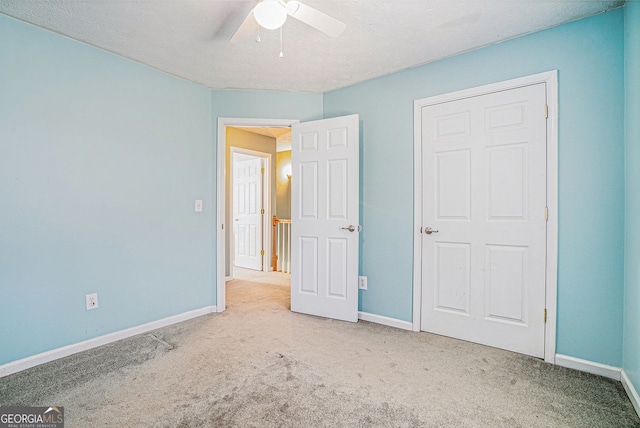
[341,225,361,232]
[424,227,439,235]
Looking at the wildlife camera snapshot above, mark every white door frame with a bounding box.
[230,147,272,275]
[412,71,558,363]
[216,118,299,312]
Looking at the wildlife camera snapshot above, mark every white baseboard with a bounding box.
[0,305,216,378]
[622,370,640,418]
[555,354,621,380]
[225,275,232,281]
[358,312,413,331]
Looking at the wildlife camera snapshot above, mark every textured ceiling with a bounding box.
[235,127,292,151]
[236,127,292,140]
[0,0,624,93]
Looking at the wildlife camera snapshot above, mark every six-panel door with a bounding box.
[291,115,360,322]
[421,84,547,358]
[233,156,263,271]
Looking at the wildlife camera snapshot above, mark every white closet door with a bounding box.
[421,84,547,358]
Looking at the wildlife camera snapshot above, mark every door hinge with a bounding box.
[544,104,549,119]
[261,208,265,215]
[261,167,265,174]
[544,308,547,323]
[260,249,265,256]
[420,227,423,234]
[545,206,549,221]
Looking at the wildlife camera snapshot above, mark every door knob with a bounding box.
[424,227,439,235]
[341,225,361,232]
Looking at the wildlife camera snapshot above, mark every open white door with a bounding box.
[291,114,360,322]
[233,155,263,271]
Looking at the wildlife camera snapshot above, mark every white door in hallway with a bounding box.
[421,83,547,358]
[233,155,263,271]
[291,114,360,322]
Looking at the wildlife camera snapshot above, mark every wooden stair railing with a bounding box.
[272,215,291,272]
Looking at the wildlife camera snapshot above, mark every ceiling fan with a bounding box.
[231,0,346,43]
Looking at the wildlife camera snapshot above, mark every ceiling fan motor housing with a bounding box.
[254,0,288,30]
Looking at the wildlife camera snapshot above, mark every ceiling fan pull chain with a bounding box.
[279,26,284,58]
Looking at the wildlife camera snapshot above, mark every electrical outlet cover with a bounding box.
[358,276,368,290]
[86,293,98,310]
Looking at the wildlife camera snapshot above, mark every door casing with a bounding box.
[412,71,558,363]
[216,118,299,312]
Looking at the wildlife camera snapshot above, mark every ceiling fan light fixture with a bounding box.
[254,0,288,30]
[231,0,346,44]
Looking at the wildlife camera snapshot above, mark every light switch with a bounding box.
[195,199,203,212]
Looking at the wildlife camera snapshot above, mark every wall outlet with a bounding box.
[358,276,368,290]
[86,293,98,310]
[195,199,203,212]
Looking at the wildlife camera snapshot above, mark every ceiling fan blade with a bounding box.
[286,1,346,37]
[231,8,258,43]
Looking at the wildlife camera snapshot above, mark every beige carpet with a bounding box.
[1,267,638,427]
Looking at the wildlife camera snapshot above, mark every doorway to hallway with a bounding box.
[224,125,293,282]
[217,115,361,323]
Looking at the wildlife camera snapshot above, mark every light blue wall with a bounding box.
[324,9,626,366]
[0,16,214,364]
[211,90,323,122]
[624,0,640,397]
